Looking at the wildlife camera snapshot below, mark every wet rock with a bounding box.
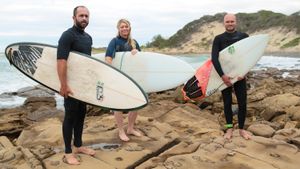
[86,105,110,116]
[124,143,144,151]
[0,92,18,98]
[248,92,267,102]
[0,136,34,168]
[260,93,300,121]
[16,118,62,147]
[261,108,286,121]
[25,106,63,123]
[254,120,283,131]
[21,147,43,169]
[248,124,275,137]
[273,128,300,143]
[23,97,56,112]
[0,107,28,136]
[30,145,55,160]
[271,114,291,128]
[262,93,300,110]
[285,106,300,121]
[290,137,300,148]
[284,121,298,129]
[17,86,54,98]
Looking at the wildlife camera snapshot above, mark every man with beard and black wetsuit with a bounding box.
[211,13,252,140]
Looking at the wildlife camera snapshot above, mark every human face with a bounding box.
[73,7,89,30]
[118,22,130,38]
[224,14,236,33]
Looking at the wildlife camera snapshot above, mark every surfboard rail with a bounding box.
[5,42,148,111]
[93,52,195,93]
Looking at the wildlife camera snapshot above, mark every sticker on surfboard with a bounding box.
[96,81,104,101]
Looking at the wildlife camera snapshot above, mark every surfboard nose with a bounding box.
[254,34,270,45]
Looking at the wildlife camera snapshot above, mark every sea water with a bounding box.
[176,54,300,70]
[1,53,300,109]
[0,53,64,109]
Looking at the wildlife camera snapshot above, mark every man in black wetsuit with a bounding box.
[57,6,95,165]
[211,13,251,140]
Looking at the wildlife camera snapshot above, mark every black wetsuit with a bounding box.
[211,31,248,129]
[57,26,92,153]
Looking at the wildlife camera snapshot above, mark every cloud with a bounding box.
[1,0,300,51]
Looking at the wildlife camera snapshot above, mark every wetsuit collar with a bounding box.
[225,30,237,34]
[117,35,128,40]
[73,25,85,34]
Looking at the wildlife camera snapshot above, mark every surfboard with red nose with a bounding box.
[182,34,269,100]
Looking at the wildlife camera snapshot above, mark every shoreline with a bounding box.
[264,51,300,58]
[141,48,300,57]
[2,51,300,58]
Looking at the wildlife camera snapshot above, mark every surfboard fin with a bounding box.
[182,75,204,101]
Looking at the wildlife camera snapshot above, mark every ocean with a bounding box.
[1,53,300,109]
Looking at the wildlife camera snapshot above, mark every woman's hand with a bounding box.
[131,49,138,55]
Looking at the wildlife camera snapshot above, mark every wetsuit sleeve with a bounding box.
[135,40,141,51]
[89,34,93,51]
[57,31,73,60]
[211,36,224,77]
[105,38,116,58]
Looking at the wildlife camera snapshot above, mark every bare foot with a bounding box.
[63,153,80,165]
[224,128,233,140]
[239,129,251,140]
[119,130,130,141]
[127,129,142,137]
[74,146,96,156]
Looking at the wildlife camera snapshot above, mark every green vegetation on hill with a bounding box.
[92,47,106,54]
[238,10,300,33]
[281,37,300,48]
[146,35,169,49]
[146,13,224,48]
[146,10,300,49]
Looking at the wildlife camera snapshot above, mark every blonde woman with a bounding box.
[105,19,142,141]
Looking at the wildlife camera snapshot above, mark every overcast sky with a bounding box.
[1,0,299,51]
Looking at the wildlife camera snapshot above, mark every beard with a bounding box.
[225,26,236,33]
[75,19,89,29]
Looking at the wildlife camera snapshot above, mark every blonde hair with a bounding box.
[117,19,136,49]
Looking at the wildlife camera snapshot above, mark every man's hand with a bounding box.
[222,75,232,87]
[59,84,73,98]
[237,76,245,81]
[57,59,73,98]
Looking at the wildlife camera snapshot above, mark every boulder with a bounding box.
[248,124,275,137]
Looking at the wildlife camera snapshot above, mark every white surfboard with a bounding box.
[93,52,195,93]
[206,34,269,95]
[5,43,148,110]
[182,34,269,100]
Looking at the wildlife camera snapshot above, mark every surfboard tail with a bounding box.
[182,59,212,101]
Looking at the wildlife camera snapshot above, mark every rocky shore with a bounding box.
[1,68,300,169]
